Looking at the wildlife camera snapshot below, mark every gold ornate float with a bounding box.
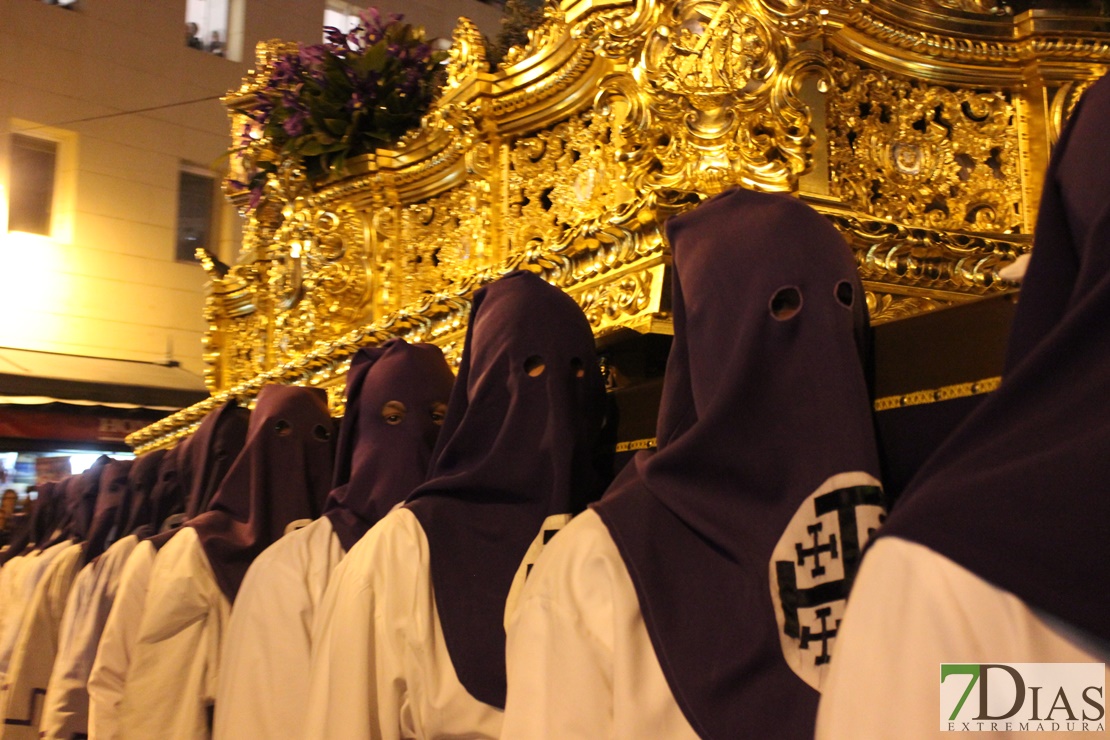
[127,0,1109,452]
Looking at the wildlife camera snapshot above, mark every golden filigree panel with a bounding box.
[569,263,667,336]
[396,180,496,302]
[598,0,826,195]
[826,55,1022,233]
[268,200,371,360]
[506,109,636,252]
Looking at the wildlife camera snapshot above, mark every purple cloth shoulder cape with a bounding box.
[594,189,883,739]
[82,459,133,566]
[119,449,166,538]
[0,513,31,564]
[191,384,335,603]
[30,482,60,547]
[324,340,455,552]
[146,400,249,550]
[67,456,112,542]
[1,482,55,563]
[407,271,607,708]
[182,401,251,520]
[36,477,75,551]
[0,490,42,565]
[141,444,187,544]
[878,73,1110,643]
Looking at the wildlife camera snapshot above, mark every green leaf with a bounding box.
[363,42,388,73]
[299,138,325,156]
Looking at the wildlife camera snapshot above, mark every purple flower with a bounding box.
[232,9,442,211]
[323,26,347,47]
[299,43,326,67]
[282,110,308,137]
[358,7,381,29]
[400,66,422,95]
[270,55,302,85]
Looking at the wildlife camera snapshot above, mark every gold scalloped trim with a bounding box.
[873,376,1002,412]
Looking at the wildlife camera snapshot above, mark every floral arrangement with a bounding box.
[232,9,447,208]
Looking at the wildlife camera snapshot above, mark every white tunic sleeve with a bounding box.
[213,517,344,740]
[0,542,72,684]
[0,557,26,661]
[40,534,139,740]
[816,537,1110,740]
[503,509,699,740]
[87,540,156,740]
[117,528,230,740]
[304,507,503,740]
[0,542,83,740]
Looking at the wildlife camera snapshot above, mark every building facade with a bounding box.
[0,0,501,497]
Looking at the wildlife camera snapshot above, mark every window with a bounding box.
[185,0,229,56]
[176,170,215,263]
[323,0,363,39]
[8,134,57,236]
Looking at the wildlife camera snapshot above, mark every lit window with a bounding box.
[176,170,215,263]
[185,0,228,56]
[323,0,362,40]
[8,134,57,236]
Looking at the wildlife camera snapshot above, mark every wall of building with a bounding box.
[0,0,501,384]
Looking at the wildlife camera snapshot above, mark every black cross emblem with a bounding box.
[799,606,840,666]
[795,522,839,577]
[775,485,886,654]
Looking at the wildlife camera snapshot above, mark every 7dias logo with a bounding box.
[940,663,1105,732]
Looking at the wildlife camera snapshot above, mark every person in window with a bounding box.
[207,31,224,57]
[186,23,203,50]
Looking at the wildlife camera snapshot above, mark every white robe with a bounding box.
[0,555,28,668]
[0,542,73,685]
[39,534,140,740]
[0,542,83,740]
[816,537,1110,739]
[86,540,156,740]
[213,517,344,740]
[304,507,505,740]
[116,528,230,740]
[502,509,699,739]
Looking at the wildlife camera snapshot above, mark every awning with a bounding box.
[0,347,209,409]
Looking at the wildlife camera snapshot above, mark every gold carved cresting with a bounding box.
[129,0,1110,452]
